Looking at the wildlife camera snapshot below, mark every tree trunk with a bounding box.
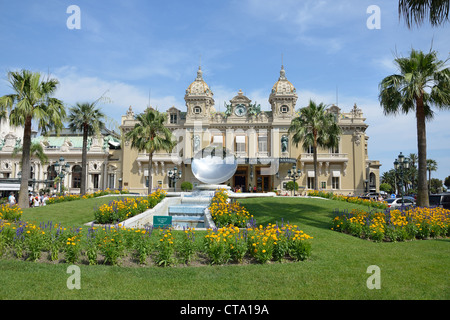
[147,153,153,195]
[416,97,429,207]
[80,123,88,195]
[18,116,32,208]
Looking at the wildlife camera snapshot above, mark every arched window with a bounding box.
[47,165,57,181]
[72,165,82,188]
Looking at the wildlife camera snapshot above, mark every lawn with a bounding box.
[0,196,448,300]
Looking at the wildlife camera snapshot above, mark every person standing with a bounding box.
[8,192,16,206]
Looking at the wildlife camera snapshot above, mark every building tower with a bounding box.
[185,66,215,124]
[269,65,298,125]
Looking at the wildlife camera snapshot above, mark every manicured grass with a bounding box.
[20,195,132,226]
[0,196,448,300]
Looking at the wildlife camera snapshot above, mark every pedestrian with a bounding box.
[42,193,49,206]
[29,193,34,207]
[33,194,40,207]
[8,192,16,206]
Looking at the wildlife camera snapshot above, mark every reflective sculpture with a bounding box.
[191,145,237,184]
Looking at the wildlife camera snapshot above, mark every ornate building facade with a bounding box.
[120,66,381,195]
[0,125,122,196]
[0,66,380,196]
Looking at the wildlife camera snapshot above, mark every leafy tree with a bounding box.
[285,181,298,196]
[288,100,341,190]
[0,70,66,208]
[181,181,193,192]
[444,175,450,189]
[380,183,393,194]
[68,101,106,195]
[125,108,176,195]
[379,49,450,207]
[429,177,443,194]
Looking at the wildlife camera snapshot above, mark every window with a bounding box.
[108,173,115,189]
[258,134,268,152]
[280,105,289,113]
[332,177,340,189]
[235,136,246,153]
[193,106,202,114]
[330,145,339,154]
[47,165,57,181]
[93,174,99,189]
[72,165,82,188]
[307,177,315,189]
[307,145,314,154]
[170,113,177,124]
[321,181,326,189]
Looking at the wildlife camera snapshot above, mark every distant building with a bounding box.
[0,126,122,195]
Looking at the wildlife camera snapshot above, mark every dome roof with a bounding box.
[186,66,213,97]
[271,65,296,94]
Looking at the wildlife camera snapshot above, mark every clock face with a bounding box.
[234,104,246,116]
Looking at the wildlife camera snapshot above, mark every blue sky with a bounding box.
[1,0,449,181]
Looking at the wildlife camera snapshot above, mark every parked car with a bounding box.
[386,197,415,209]
[429,193,450,209]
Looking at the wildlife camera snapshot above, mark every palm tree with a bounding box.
[125,108,175,195]
[379,49,450,207]
[0,70,66,208]
[426,159,438,194]
[68,102,106,195]
[399,0,449,28]
[12,141,49,165]
[288,100,341,190]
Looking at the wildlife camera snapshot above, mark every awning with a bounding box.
[307,170,315,177]
[0,183,33,191]
[108,140,120,147]
[332,170,341,177]
[0,183,20,191]
[213,136,223,144]
[235,136,246,143]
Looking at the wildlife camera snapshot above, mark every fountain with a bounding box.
[119,145,275,230]
[167,146,237,229]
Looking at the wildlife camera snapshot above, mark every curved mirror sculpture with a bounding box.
[191,145,237,184]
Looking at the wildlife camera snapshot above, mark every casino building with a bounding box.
[120,66,381,195]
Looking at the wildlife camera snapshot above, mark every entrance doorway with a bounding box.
[256,167,271,192]
[234,166,247,192]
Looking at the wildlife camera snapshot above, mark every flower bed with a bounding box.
[204,223,313,265]
[308,190,387,210]
[208,190,252,228]
[93,189,166,224]
[0,219,312,266]
[331,207,450,242]
[46,188,130,205]
[0,204,23,221]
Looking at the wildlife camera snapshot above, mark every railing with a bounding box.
[301,153,348,160]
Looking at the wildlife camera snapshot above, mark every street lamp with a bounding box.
[287,164,302,196]
[393,152,410,206]
[168,166,182,192]
[54,156,70,195]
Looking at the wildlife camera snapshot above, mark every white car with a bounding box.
[386,197,415,209]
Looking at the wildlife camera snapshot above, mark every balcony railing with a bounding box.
[300,153,348,161]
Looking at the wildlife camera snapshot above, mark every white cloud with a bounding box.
[52,66,183,118]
